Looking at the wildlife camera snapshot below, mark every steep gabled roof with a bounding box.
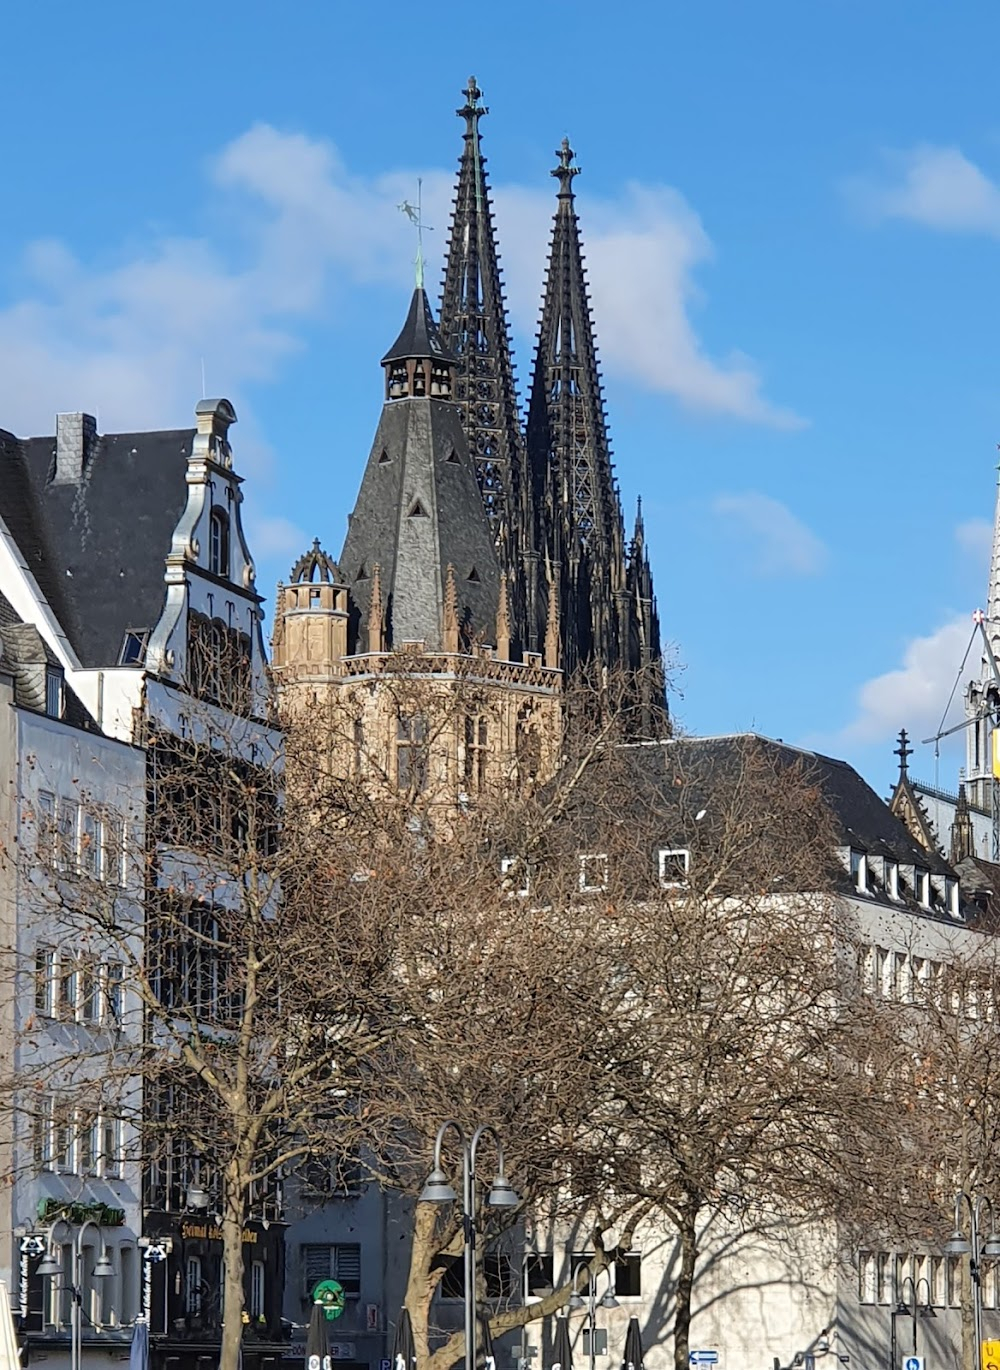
[0,422,193,668]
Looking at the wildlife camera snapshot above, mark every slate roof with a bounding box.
[0,424,193,668]
[0,588,96,729]
[339,394,500,653]
[382,288,456,364]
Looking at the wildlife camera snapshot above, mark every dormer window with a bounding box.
[885,860,900,901]
[658,848,690,887]
[45,668,64,719]
[915,867,931,909]
[209,508,230,578]
[578,854,608,894]
[849,849,868,894]
[946,877,959,917]
[118,629,149,666]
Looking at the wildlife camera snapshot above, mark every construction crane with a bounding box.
[923,608,1000,860]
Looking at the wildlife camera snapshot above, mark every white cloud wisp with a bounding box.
[711,492,828,577]
[846,144,1000,235]
[0,122,798,441]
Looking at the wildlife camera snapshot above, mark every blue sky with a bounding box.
[2,0,999,794]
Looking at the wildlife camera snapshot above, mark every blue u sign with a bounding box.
[903,1357,924,1370]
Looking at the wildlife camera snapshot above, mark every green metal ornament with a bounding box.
[312,1279,346,1321]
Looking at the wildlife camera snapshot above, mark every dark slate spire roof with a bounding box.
[439,76,528,565]
[383,288,456,365]
[341,293,500,654]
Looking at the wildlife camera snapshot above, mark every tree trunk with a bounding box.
[673,1209,699,1370]
[409,1204,458,1370]
[219,1161,247,1370]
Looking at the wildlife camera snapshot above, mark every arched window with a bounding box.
[209,508,230,578]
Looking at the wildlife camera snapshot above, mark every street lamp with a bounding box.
[889,1275,935,1370]
[420,1121,520,1370]
[945,1190,1000,1369]
[568,1260,619,1370]
[37,1218,114,1370]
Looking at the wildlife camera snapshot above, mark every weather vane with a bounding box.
[398,178,433,289]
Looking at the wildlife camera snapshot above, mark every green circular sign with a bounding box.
[313,1279,345,1321]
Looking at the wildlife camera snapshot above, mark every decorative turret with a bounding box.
[271,539,350,677]
[439,77,528,559]
[383,289,457,402]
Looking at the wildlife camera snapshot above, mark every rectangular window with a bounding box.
[946,877,960,916]
[523,1254,554,1299]
[658,848,689,887]
[56,799,78,872]
[105,964,124,1023]
[185,1255,202,1315]
[463,715,489,793]
[45,669,64,719]
[614,1252,642,1298]
[857,1250,876,1304]
[78,958,100,1024]
[101,1116,123,1178]
[250,1261,265,1320]
[875,947,888,998]
[483,1251,517,1300]
[578,854,608,894]
[80,811,101,879]
[850,849,867,893]
[396,715,428,793]
[33,1095,54,1169]
[915,868,931,908]
[35,946,55,1016]
[876,1251,891,1304]
[501,857,530,899]
[302,1244,361,1299]
[886,861,900,900]
[55,1107,75,1173]
[58,957,78,1021]
[438,1256,463,1301]
[947,1254,963,1307]
[36,791,56,858]
[78,1112,98,1173]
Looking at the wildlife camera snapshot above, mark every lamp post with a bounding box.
[420,1121,520,1370]
[889,1275,935,1370]
[36,1218,114,1370]
[944,1190,1000,1370]
[568,1261,618,1370]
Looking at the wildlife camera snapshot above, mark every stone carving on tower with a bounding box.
[964,458,1000,815]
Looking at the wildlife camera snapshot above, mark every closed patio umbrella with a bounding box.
[306,1300,331,1370]
[128,1317,149,1370]
[552,1315,573,1370]
[621,1317,644,1370]
[0,1284,19,1370]
[391,1308,417,1370]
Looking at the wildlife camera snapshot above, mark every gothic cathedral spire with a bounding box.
[439,77,527,565]
[526,138,630,677]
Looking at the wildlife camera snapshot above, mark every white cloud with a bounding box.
[830,616,974,749]
[956,515,993,568]
[846,144,1000,235]
[0,122,796,443]
[243,512,310,563]
[710,492,827,577]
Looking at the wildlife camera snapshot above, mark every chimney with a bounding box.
[53,413,98,485]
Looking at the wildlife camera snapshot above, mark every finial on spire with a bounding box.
[398,179,434,290]
[496,571,511,661]
[458,76,488,134]
[894,727,912,778]
[544,573,561,670]
[368,563,384,653]
[551,137,580,197]
[443,563,460,653]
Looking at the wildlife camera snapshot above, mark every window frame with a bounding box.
[658,848,690,888]
[578,854,609,894]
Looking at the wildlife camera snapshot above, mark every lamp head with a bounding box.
[599,1291,619,1310]
[186,1184,209,1211]
[93,1251,115,1279]
[894,1301,910,1316]
[419,1167,458,1204]
[486,1174,519,1208]
[919,1303,936,1319]
[568,1293,585,1310]
[945,1229,971,1255]
[36,1254,62,1278]
[982,1232,1000,1259]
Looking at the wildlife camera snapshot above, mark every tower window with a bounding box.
[408,499,429,518]
[396,714,428,793]
[378,449,391,465]
[463,715,488,792]
[209,508,230,578]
